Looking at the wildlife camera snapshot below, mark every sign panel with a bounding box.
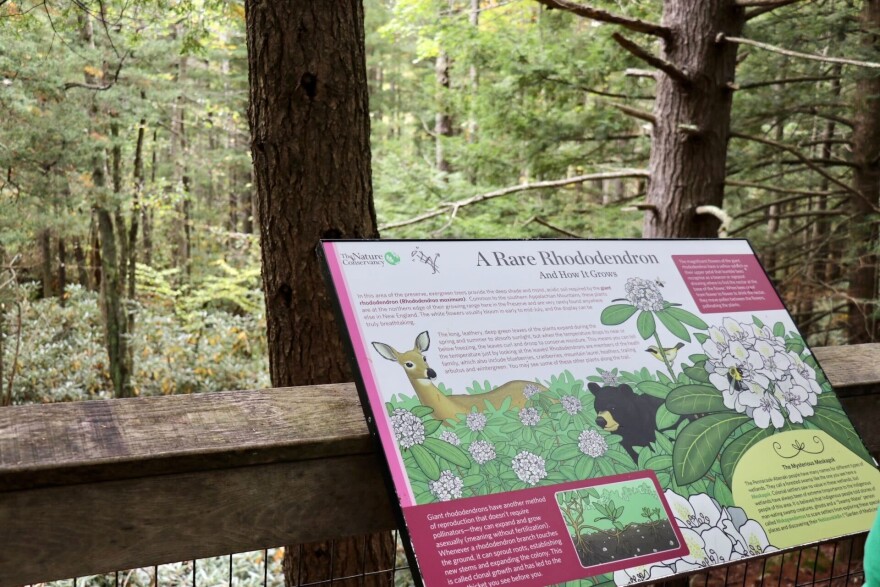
[320,239,880,587]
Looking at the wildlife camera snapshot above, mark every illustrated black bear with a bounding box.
[587,382,663,461]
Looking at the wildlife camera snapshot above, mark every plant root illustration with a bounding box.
[372,331,547,422]
[556,480,680,570]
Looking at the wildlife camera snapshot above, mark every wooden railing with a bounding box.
[1,344,879,586]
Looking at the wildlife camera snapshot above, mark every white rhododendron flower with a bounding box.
[625,277,665,312]
[429,470,463,501]
[466,412,487,432]
[511,451,547,485]
[663,491,776,574]
[439,431,460,446]
[561,395,583,415]
[523,384,542,399]
[519,407,541,426]
[468,440,496,465]
[578,430,608,457]
[601,371,620,386]
[702,318,822,429]
[390,408,425,449]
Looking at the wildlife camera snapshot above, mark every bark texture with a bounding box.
[847,0,880,343]
[643,0,746,237]
[245,2,388,585]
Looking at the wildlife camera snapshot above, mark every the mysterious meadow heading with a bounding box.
[476,249,660,267]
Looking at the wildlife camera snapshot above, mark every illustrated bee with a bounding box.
[654,277,666,288]
[727,366,747,392]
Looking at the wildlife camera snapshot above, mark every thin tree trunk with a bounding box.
[57,237,67,306]
[39,229,52,299]
[435,50,452,174]
[245,2,391,585]
[73,238,89,287]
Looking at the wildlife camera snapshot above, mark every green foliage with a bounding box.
[5,284,268,403]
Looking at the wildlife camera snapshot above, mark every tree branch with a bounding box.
[613,104,656,124]
[731,131,868,204]
[523,216,584,238]
[726,179,844,197]
[738,75,841,90]
[378,170,650,232]
[744,0,805,20]
[534,0,671,39]
[612,33,691,85]
[717,34,880,68]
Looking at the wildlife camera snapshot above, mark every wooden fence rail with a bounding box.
[1,344,879,586]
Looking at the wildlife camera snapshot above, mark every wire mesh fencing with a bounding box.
[27,531,865,587]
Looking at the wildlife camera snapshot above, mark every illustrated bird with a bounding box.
[646,342,685,363]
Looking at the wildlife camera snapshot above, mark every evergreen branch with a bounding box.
[726,179,845,197]
[717,34,880,69]
[378,170,650,232]
[743,0,806,20]
[613,104,656,124]
[734,191,846,218]
[738,75,841,90]
[612,33,691,85]
[523,216,584,238]
[534,0,671,39]
[730,131,867,204]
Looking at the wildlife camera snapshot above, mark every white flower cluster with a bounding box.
[519,407,541,426]
[578,429,608,457]
[601,371,620,386]
[469,440,497,464]
[466,412,487,432]
[429,470,464,501]
[561,395,583,415]
[625,277,665,312]
[511,451,547,485]
[390,408,425,449]
[703,318,822,429]
[523,384,542,399]
[439,431,460,446]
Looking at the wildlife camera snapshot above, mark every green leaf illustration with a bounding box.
[575,455,595,479]
[600,304,638,326]
[673,413,751,485]
[410,444,441,480]
[666,384,727,415]
[683,365,711,383]
[816,393,843,410]
[550,444,582,462]
[656,310,690,342]
[655,404,681,429]
[423,419,443,435]
[773,322,786,337]
[713,477,735,507]
[411,406,434,418]
[720,425,771,486]
[637,311,657,339]
[422,437,471,467]
[665,307,709,330]
[638,381,669,399]
[644,454,673,470]
[810,407,873,463]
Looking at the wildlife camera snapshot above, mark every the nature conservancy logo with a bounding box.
[340,250,401,267]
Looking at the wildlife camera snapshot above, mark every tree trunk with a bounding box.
[39,229,52,299]
[57,237,67,306]
[73,238,89,288]
[847,0,880,344]
[245,1,390,585]
[643,0,745,237]
[435,50,453,174]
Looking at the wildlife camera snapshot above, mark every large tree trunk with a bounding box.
[245,2,390,586]
[643,1,745,237]
[847,0,880,344]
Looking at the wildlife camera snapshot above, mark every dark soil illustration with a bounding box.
[556,479,681,569]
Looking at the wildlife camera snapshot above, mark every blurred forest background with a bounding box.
[0,0,879,407]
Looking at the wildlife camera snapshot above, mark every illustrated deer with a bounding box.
[371,331,547,422]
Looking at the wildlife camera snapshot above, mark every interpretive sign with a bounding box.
[320,239,880,587]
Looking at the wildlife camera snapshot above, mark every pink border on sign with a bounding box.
[322,242,414,507]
